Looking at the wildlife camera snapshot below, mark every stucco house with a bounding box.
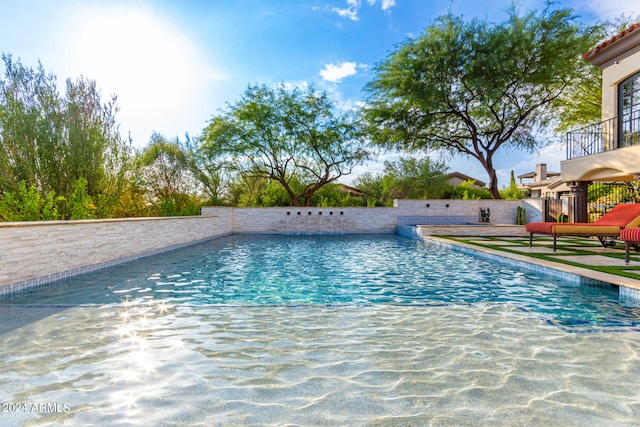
[518,163,570,199]
[446,172,486,188]
[561,22,640,221]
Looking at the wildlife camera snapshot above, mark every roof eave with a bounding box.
[584,26,640,68]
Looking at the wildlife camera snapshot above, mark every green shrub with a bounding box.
[67,178,97,220]
[0,181,64,221]
[444,181,492,200]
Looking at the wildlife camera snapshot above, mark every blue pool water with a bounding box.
[4,234,639,331]
[2,234,640,425]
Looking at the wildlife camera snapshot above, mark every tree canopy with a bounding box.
[355,157,449,205]
[0,53,136,218]
[554,15,639,132]
[202,84,371,206]
[363,4,599,198]
[139,133,201,216]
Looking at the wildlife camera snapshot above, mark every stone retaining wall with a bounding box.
[416,224,527,237]
[0,214,232,291]
[2,199,542,291]
[394,199,532,225]
[200,206,399,234]
[201,199,533,234]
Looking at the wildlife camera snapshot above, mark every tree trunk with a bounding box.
[288,191,303,206]
[304,192,315,207]
[479,156,501,199]
[303,179,328,206]
[276,177,300,206]
[303,187,317,206]
[486,167,500,199]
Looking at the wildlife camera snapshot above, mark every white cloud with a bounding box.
[485,140,566,190]
[332,0,396,21]
[367,0,396,12]
[583,0,640,20]
[332,0,360,21]
[502,143,566,176]
[280,81,310,91]
[318,83,357,111]
[320,62,358,83]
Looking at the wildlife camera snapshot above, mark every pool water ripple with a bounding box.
[3,234,640,330]
[1,234,640,425]
[1,303,639,425]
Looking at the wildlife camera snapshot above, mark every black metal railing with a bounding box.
[565,110,640,160]
[588,181,640,222]
[566,117,615,159]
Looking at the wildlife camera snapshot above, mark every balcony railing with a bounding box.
[566,117,615,159]
[566,110,640,160]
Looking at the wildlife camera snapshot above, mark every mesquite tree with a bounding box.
[363,5,599,198]
[202,84,370,206]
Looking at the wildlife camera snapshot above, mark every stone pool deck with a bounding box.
[424,234,640,292]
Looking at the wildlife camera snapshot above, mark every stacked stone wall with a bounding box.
[2,200,541,291]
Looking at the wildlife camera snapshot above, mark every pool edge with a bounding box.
[421,235,640,306]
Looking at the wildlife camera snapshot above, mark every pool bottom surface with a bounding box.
[1,302,639,426]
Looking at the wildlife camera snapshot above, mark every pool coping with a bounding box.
[423,235,640,291]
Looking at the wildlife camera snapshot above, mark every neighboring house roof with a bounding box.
[526,177,567,190]
[337,183,365,196]
[583,22,640,67]
[517,171,560,180]
[547,179,570,191]
[446,172,486,187]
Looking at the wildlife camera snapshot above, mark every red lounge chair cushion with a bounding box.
[526,222,619,235]
[526,204,640,235]
[525,222,557,233]
[552,224,621,235]
[593,204,640,226]
[620,228,640,242]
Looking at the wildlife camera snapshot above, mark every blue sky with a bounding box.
[1,0,639,187]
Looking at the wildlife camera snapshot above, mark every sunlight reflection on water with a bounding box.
[1,302,639,425]
[1,235,640,425]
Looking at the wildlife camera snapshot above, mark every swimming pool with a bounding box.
[1,234,639,425]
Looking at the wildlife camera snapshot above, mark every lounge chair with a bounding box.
[620,227,640,264]
[526,203,640,251]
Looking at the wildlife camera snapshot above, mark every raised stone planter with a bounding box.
[416,224,527,237]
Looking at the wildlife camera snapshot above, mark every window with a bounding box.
[618,71,640,147]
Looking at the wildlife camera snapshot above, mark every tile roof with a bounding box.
[446,171,486,187]
[583,22,640,60]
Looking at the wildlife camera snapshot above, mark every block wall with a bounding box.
[0,213,232,290]
[394,199,526,225]
[201,206,399,234]
[202,199,536,235]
